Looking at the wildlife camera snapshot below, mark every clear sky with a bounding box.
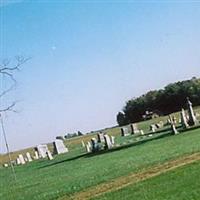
[0,1,200,152]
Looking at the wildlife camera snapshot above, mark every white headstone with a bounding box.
[111,136,115,145]
[34,151,39,160]
[81,141,85,147]
[87,141,92,149]
[150,124,156,133]
[140,130,144,135]
[121,127,129,137]
[26,152,32,162]
[130,123,140,134]
[169,115,179,135]
[104,134,113,149]
[187,98,198,126]
[36,144,49,158]
[53,139,68,155]
[181,108,189,128]
[16,158,21,165]
[18,154,26,165]
[86,144,91,153]
[97,132,105,143]
[46,151,53,160]
[3,163,8,168]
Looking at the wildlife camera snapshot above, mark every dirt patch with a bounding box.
[59,152,200,200]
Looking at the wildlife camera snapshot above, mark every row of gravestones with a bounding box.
[169,98,199,135]
[121,123,143,137]
[120,98,199,138]
[3,139,69,167]
[148,98,199,135]
[149,121,164,133]
[82,133,115,153]
[3,98,199,167]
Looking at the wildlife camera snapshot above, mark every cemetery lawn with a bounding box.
[93,159,200,200]
[0,126,200,200]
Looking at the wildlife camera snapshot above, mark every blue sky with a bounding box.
[0,1,200,152]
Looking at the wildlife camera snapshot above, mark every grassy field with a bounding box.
[1,106,200,163]
[0,107,200,200]
[93,159,200,200]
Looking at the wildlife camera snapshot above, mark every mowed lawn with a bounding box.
[0,126,200,200]
[93,159,200,200]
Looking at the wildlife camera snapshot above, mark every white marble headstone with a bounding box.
[16,158,21,165]
[131,123,140,134]
[53,139,69,155]
[18,154,26,165]
[34,151,39,160]
[121,127,129,137]
[36,144,49,158]
[26,152,32,162]
[104,134,113,149]
[47,151,53,160]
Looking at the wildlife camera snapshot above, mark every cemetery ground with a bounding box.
[0,107,200,200]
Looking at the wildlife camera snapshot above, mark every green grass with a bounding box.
[93,160,200,200]
[0,126,200,200]
[1,106,200,200]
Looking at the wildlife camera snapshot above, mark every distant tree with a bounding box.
[116,112,127,126]
[117,77,200,125]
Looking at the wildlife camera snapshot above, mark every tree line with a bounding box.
[117,77,200,126]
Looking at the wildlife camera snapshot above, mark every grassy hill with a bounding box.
[93,159,200,200]
[0,107,200,200]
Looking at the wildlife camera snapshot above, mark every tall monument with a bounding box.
[186,97,198,126]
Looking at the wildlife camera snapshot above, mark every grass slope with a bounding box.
[1,106,200,164]
[93,160,200,200]
[0,126,200,200]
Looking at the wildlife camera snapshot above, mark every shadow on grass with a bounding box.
[39,126,200,169]
[39,131,172,169]
[86,131,172,158]
[38,153,88,169]
[179,124,200,133]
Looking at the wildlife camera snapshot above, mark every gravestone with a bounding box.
[86,144,91,153]
[36,144,49,158]
[53,139,68,155]
[91,138,98,152]
[169,115,179,135]
[140,130,144,135]
[172,116,177,124]
[159,121,164,128]
[97,132,105,143]
[167,118,171,125]
[81,141,85,147]
[104,134,113,149]
[111,136,115,145]
[34,151,39,160]
[187,97,198,126]
[16,158,21,165]
[87,141,92,149]
[180,108,189,129]
[130,123,140,134]
[46,151,53,160]
[150,124,156,133]
[18,154,26,165]
[121,127,129,136]
[3,163,8,168]
[26,152,32,162]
